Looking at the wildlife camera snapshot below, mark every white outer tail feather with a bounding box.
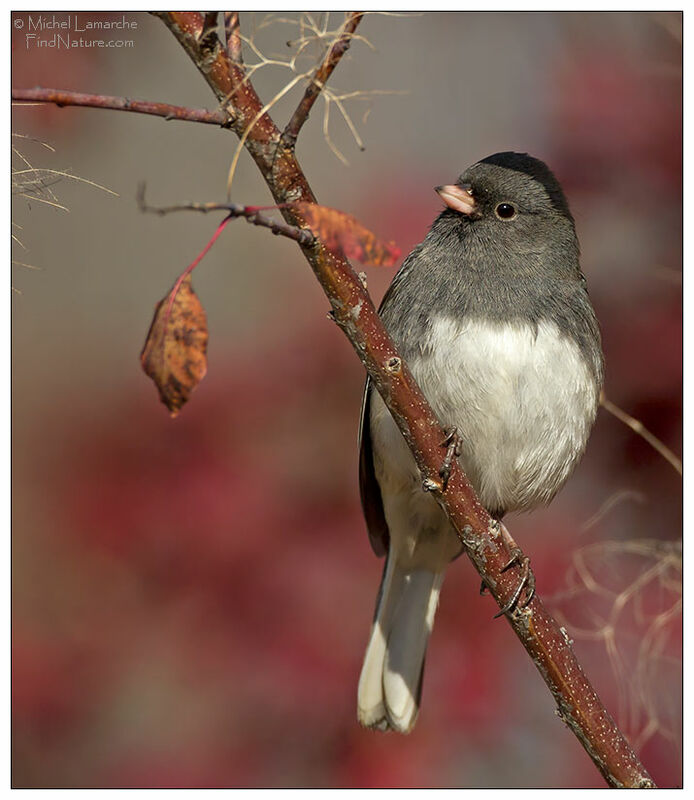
[358,554,445,733]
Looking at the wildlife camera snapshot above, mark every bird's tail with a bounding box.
[357,553,445,733]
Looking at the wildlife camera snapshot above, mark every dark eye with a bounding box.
[495,203,517,220]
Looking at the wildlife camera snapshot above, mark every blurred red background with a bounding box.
[12,12,681,788]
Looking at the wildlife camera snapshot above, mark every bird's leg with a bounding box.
[493,521,536,618]
[439,427,461,490]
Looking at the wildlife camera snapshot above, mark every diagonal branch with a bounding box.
[281,11,365,150]
[152,11,654,788]
[11,88,232,127]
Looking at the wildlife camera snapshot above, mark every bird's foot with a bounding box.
[493,548,536,618]
[492,523,536,618]
[439,427,461,490]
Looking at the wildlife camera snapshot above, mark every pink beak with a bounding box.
[435,184,476,215]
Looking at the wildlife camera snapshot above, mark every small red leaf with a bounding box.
[140,275,208,417]
[289,202,401,267]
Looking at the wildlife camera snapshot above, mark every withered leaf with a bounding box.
[290,202,401,267]
[140,274,208,417]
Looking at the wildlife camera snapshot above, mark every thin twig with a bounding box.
[13,167,118,197]
[225,12,244,65]
[601,396,682,475]
[12,88,232,127]
[580,489,645,532]
[137,184,315,247]
[281,12,364,149]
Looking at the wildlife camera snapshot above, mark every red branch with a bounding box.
[224,12,244,65]
[11,88,231,127]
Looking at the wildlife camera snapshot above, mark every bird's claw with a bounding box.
[439,427,461,490]
[493,547,536,618]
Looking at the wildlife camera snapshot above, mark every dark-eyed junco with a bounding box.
[357,152,604,733]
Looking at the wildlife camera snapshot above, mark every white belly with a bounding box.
[370,317,599,522]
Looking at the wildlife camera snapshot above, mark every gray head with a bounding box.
[380,152,602,382]
[434,152,579,275]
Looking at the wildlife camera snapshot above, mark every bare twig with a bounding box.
[580,489,645,532]
[550,538,681,755]
[601,396,682,475]
[12,88,232,127]
[225,12,244,65]
[137,185,315,247]
[281,11,364,149]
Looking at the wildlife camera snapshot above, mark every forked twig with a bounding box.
[281,12,364,149]
[137,184,315,247]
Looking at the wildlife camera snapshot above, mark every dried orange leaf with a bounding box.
[290,202,400,266]
[140,275,208,417]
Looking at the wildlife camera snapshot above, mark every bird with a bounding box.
[356,151,604,734]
